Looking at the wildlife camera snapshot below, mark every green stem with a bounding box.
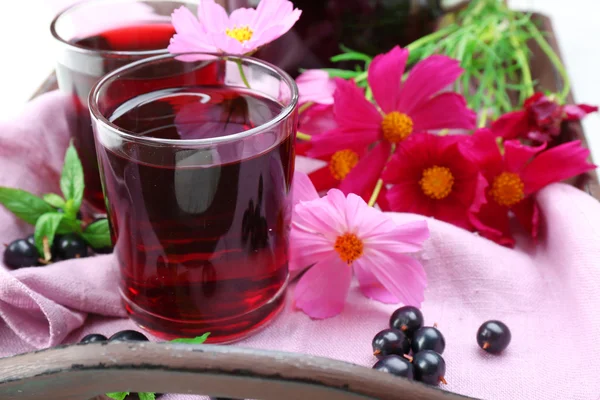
[367,179,384,207]
[508,16,534,101]
[296,131,311,141]
[236,59,251,89]
[354,71,368,83]
[406,24,458,53]
[298,102,314,114]
[526,22,571,102]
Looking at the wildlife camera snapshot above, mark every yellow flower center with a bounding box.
[381,111,413,143]
[490,172,525,207]
[329,149,360,180]
[419,166,454,200]
[225,26,253,43]
[334,233,364,264]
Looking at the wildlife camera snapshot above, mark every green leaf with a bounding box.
[106,392,129,400]
[330,52,372,63]
[81,219,112,249]
[0,188,55,225]
[170,333,210,344]
[43,193,66,209]
[56,217,82,235]
[34,212,65,257]
[60,142,84,211]
[321,68,362,79]
[138,392,156,400]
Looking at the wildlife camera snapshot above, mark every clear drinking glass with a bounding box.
[51,0,196,213]
[89,53,298,342]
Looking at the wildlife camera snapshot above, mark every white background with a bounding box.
[1,0,599,159]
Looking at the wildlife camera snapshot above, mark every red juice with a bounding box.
[96,87,293,341]
[55,24,175,213]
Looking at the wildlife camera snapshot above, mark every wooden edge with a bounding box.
[529,14,600,200]
[0,342,470,400]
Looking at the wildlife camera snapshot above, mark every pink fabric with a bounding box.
[2,91,600,400]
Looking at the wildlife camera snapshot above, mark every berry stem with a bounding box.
[373,349,381,356]
[440,376,448,385]
[402,354,413,362]
[483,342,490,350]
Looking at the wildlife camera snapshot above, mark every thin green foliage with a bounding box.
[325,0,570,126]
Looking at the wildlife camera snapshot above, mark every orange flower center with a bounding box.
[226,26,253,43]
[334,233,363,264]
[419,166,454,200]
[329,149,360,180]
[381,111,413,143]
[490,172,524,207]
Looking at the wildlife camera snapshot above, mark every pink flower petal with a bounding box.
[367,46,408,114]
[342,192,396,235]
[210,32,245,54]
[512,196,540,240]
[354,258,399,304]
[293,189,348,238]
[228,7,256,27]
[308,166,338,192]
[490,110,529,140]
[385,181,433,216]
[168,7,218,56]
[503,140,545,173]
[252,0,301,38]
[364,252,426,306]
[365,220,430,253]
[297,70,335,105]
[294,253,352,319]
[459,128,503,171]
[564,104,598,120]
[292,171,319,207]
[471,199,515,247]
[308,128,375,158]
[521,141,596,194]
[397,55,463,115]
[410,93,476,131]
[197,0,229,33]
[298,104,337,136]
[338,141,391,202]
[289,228,332,272]
[333,79,383,134]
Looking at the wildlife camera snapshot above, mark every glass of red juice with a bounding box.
[89,53,298,342]
[51,0,196,214]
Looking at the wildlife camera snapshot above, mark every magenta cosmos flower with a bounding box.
[168,0,301,57]
[291,173,430,319]
[382,133,487,231]
[308,45,476,202]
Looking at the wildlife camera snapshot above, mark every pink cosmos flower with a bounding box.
[291,177,430,319]
[296,69,336,105]
[382,133,487,231]
[308,45,476,203]
[491,92,598,143]
[168,0,302,57]
[463,129,597,246]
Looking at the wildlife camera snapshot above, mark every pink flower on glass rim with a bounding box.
[168,0,302,57]
[291,177,430,319]
[463,129,597,246]
[382,133,487,231]
[307,45,476,203]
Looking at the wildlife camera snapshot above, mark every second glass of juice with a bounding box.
[89,53,298,342]
[51,0,196,213]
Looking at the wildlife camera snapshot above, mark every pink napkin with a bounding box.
[2,91,600,400]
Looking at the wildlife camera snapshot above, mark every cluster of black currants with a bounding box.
[372,306,447,385]
[3,222,112,270]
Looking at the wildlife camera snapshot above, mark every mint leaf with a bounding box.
[170,333,210,344]
[0,188,55,225]
[43,193,66,209]
[60,142,84,211]
[56,217,82,235]
[106,392,129,400]
[82,219,112,249]
[138,392,156,400]
[34,212,64,257]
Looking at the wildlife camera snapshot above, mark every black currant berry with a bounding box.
[477,320,511,353]
[26,234,36,247]
[412,350,446,386]
[3,239,40,269]
[109,330,149,342]
[389,306,424,337]
[53,233,88,260]
[372,329,410,358]
[80,333,108,344]
[372,355,414,379]
[411,327,445,354]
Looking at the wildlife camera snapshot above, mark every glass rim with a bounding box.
[88,52,299,147]
[50,0,195,57]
